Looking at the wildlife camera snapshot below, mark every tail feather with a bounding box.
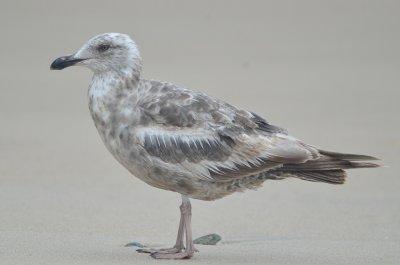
[274,150,380,185]
[295,170,346,184]
[281,158,380,171]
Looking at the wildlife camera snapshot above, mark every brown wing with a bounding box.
[134,80,319,182]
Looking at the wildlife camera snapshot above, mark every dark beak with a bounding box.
[50,55,85,70]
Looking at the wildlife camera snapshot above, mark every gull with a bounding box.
[50,33,379,259]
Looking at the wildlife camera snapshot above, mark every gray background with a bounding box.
[0,1,399,264]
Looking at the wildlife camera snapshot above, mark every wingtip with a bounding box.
[350,161,381,168]
[361,155,381,161]
[318,150,381,161]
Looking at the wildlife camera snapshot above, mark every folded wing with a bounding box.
[134,80,320,182]
[135,126,319,181]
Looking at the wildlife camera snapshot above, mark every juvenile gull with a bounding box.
[50,33,379,259]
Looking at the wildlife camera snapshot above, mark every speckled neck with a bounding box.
[89,68,140,96]
[87,69,140,133]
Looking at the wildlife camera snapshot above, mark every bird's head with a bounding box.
[50,33,141,76]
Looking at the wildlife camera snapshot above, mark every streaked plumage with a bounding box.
[51,33,379,259]
[88,76,378,201]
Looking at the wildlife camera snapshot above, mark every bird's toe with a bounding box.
[150,251,194,260]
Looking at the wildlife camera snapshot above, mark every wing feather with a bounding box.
[135,126,319,181]
[134,80,320,182]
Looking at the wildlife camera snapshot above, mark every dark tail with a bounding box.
[275,150,380,184]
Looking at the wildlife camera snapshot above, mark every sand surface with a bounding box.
[1,1,399,264]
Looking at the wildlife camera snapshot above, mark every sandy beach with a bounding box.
[1,1,399,264]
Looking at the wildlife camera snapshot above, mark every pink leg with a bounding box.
[182,196,198,254]
[136,202,185,254]
[150,196,198,259]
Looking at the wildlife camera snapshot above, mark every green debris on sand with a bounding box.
[193,234,221,245]
[125,241,146,248]
[125,234,221,248]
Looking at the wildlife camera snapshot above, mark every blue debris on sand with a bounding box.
[193,234,222,245]
[125,241,146,248]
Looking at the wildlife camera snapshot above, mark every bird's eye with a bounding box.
[97,44,111,52]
